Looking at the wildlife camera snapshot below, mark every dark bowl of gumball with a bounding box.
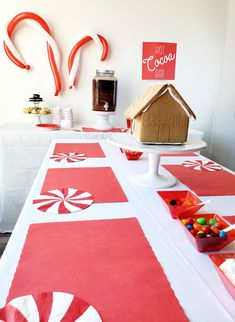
[157,190,204,219]
[178,214,235,252]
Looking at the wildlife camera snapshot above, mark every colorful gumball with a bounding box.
[187,218,195,225]
[190,229,198,237]
[169,199,177,206]
[209,218,216,226]
[219,231,227,237]
[201,225,211,234]
[197,218,207,225]
[210,226,220,235]
[186,224,193,231]
[193,223,202,231]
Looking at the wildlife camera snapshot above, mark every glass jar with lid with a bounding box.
[92,70,117,112]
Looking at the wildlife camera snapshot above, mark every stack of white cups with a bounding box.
[61,108,73,129]
[53,107,63,125]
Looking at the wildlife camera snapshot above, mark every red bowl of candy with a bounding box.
[209,253,235,299]
[157,190,204,219]
[178,214,235,252]
[122,149,143,160]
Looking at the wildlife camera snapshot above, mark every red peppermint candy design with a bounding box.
[182,160,222,172]
[33,188,93,214]
[50,152,87,163]
[0,292,102,322]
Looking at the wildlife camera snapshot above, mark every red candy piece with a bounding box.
[187,218,195,225]
[201,225,211,234]
[190,229,198,237]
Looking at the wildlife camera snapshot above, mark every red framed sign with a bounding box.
[142,42,177,80]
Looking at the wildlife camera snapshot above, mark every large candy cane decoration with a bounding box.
[3,12,61,96]
[68,31,109,89]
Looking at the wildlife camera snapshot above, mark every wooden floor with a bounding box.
[0,233,11,259]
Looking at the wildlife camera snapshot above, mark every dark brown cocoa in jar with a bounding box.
[92,70,117,112]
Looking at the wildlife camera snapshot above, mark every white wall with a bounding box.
[210,0,235,171]
[0,0,228,155]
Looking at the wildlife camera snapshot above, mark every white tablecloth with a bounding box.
[0,122,204,232]
[0,122,124,231]
[0,137,235,321]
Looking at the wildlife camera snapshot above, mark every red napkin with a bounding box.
[53,143,105,157]
[163,164,235,196]
[7,218,188,322]
[41,167,128,203]
[82,127,128,133]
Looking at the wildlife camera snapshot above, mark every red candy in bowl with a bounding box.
[123,149,143,160]
[209,253,235,300]
[157,190,204,219]
[178,214,235,252]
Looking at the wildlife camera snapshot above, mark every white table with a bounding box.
[108,133,206,188]
[0,123,204,232]
[0,122,123,232]
[0,138,235,321]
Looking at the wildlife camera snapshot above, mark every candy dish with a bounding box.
[209,253,235,299]
[122,149,143,160]
[178,213,235,252]
[157,190,205,219]
[36,123,60,130]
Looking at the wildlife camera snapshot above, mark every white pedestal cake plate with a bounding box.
[92,111,115,130]
[108,133,207,188]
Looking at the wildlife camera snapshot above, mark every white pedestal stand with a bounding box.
[108,133,207,189]
[130,152,177,188]
[26,114,42,125]
[92,111,115,130]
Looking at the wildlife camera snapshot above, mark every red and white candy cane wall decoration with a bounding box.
[68,31,109,89]
[3,12,62,96]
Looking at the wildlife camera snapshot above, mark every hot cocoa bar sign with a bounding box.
[142,42,177,80]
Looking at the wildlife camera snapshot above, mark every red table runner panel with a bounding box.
[53,143,105,157]
[82,127,128,133]
[7,218,188,322]
[41,167,128,203]
[163,164,235,196]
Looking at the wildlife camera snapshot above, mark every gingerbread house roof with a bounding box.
[124,83,196,120]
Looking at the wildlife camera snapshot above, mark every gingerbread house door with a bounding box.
[158,124,170,142]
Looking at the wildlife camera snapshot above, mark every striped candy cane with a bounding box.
[3,12,61,96]
[68,31,109,89]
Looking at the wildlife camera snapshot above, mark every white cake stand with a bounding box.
[108,133,207,188]
[92,111,115,130]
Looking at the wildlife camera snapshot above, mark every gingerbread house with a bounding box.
[124,83,196,144]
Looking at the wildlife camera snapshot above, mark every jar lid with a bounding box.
[96,69,115,76]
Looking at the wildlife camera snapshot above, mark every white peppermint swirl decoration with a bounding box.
[182,160,222,172]
[33,188,93,214]
[0,292,102,322]
[50,152,87,163]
